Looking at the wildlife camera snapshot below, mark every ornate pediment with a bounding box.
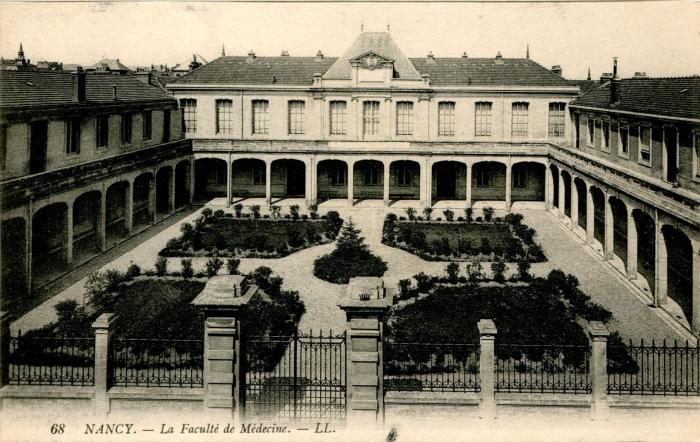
[349,51,394,71]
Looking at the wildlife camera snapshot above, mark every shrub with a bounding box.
[263,214,270,219]
[527,244,546,262]
[458,238,473,255]
[439,237,452,256]
[181,259,194,278]
[457,216,464,222]
[436,217,442,221]
[201,207,213,218]
[290,204,300,220]
[308,203,319,218]
[191,231,203,251]
[155,257,168,276]
[504,213,524,226]
[125,262,141,279]
[234,204,243,218]
[482,206,495,222]
[517,259,531,281]
[423,207,433,221]
[213,209,225,218]
[414,272,433,293]
[465,259,485,283]
[405,207,417,221]
[475,216,483,223]
[270,205,281,219]
[250,205,261,219]
[194,215,207,230]
[479,237,492,256]
[288,228,305,248]
[494,217,503,223]
[504,237,525,261]
[205,258,224,277]
[226,258,240,275]
[166,237,182,251]
[398,279,413,298]
[442,210,455,222]
[322,211,344,239]
[491,260,507,283]
[446,262,460,283]
[465,207,473,222]
[180,222,194,241]
[214,234,227,251]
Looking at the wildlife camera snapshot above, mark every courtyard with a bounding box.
[10,199,694,344]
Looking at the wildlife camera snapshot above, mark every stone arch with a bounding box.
[550,164,560,208]
[471,161,505,202]
[175,160,191,208]
[2,217,27,301]
[73,190,102,261]
[133,172,153,227]
[271,159,306,199]
[608,196,628,269]
[389,160,421,200]
[156,165,173,215]
[106,181,129,245]
[633,209,656,294]
[590,186,606,247]
[195,158,228,201]
[511,162,546,202]
[317,159,348,201]
[353,159,385,200]
[574,178,587,231]
[561,170,572,217]
[662,225,693,325]
[32,202,69,285]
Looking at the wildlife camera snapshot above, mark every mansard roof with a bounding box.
[571,76,700,121]
[171,56,338,85]
[323,32,422,80]
[0,71,173,109]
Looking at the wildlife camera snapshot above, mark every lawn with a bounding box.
[403,223,512,249]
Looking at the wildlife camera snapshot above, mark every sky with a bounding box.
[0,2,698,79]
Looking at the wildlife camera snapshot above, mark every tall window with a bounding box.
[121,114,132,144]
[639,125,651,164]
[142,111,152,140]
[548,103,566,137]
[330,101,347,135]
[397,164,412,187]
[511,102,529,137]
[329,164,345,186]
[587,118,595,146]
[364,164,379,186]
[96,115,109,148]
[475,102,492,136]
[396,102,413,136]
[252,100,269,135]
[476,165,490,187]
[66,118,80,154]
[216,100,233,134]
[619,124,629,156]
[180,99,197,133]
[288,101,305,135]
[438,102,455,136]
[513,167,527,188]
[252,163,265,185]
[602,120,611,150]
[363,101,380,136]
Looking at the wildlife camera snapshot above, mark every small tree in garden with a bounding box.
[479,237,492,256]
[234,204,243,218]
[308,203,319,219]
[180,222,194,242]
[405,207,417,221]
[289,204,300,220]
[250,205,261,219]
[398,279,413,298]
[270,205,281,219]
[125,262,141,279]
[201,207,213,219]
[155,257,168,276]
[517,259,531,281]
[181,259,194,278]
[443,209,455,222]
[465,207,473,222]
[465,259,485,283]
[205,257,224,277]
[446,262,460,283]
[482,206,495,222]
[226,258,240,275]
[423,207,433,221]
[491,260,507,283]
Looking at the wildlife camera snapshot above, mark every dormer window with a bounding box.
[350,51,394,84]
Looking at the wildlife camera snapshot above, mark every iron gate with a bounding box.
[244,329,346,422]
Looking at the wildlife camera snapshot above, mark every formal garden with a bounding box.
[159,206,344,258]
[382,207,546,263]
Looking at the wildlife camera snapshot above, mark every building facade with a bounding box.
[0,70,190,306]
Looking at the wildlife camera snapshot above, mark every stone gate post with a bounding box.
[478,319,497,418]
[92,313,117,415]
[588,321,610,420]
[338,277,394,429]
[191,275,256,423]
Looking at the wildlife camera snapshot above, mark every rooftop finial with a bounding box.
[587,67,591,81]
[387,20,390,32]
[222,44,225,57]
[526,44,529,60]
[18,42,24,61]
[361,17,364,32]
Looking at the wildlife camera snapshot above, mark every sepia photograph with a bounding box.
[0,1,699,441]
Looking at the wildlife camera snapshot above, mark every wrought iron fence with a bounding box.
[7,334,95,386]
[384,342,480,392]
[607,340,700,396]
[245,329,346,423]
[111,339,203,388]
[495,344,591,394]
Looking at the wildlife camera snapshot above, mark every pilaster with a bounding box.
[558,171,566,219]
[383,161,390,206]
[505,164,512,212]
[586,183,595,244]
[626,205,638,280]
[99,188,107,252]
[465,164,472,208]
[348,161,355,206]
[124,181,133,233]
[655,212,668,306]
[570,176,579,230]
[604,193,614,261]
[66,201,74,263]
[265,160,272,207]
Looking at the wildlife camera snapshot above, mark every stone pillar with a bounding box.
[545,165,553,210]
[169,168,176,214]
[124,182,133,234]
[465,164,472,208]
[691,240,700,334]
[586,184,595,245]
[66,201,74,263]
[149,172,157,225]
[227,158,233,208]
[626,205,638,280]
[92,313,117,415]
[588,321,609,420]
[189,156,196,204]
[25,202,33,294]
[265,160,272,207]
[505,163,512,212]
[383,161,390,207]
[558,171,566,219]
[348,161,355,206]
[338,277,394,429]
[478,319,497,419]
[570,177,579,231]
[655,214,667,306]
[604,194,614,261]
[424,159,432,208]
[99,189,107,252]
[308,157,317,206]
[191,275,255,422]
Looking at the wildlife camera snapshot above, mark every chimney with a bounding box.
[247,50,256,63]
[427,51,435,65]
[551,65,562,76]
[315,50,324,61]
[600,73,613,82]
[72,70,87,103]
[112,84,117,101]
[313,72,322,87]
[633,72,648,78]
[495,52,504,65]
[422,73,431,86]
[610,57,621,106]
[135,71,152,86]
[462,52,468,58]
[281,50,289,57]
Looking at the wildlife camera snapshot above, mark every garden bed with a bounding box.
[159,208,343,259]
[382,209,546,263]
